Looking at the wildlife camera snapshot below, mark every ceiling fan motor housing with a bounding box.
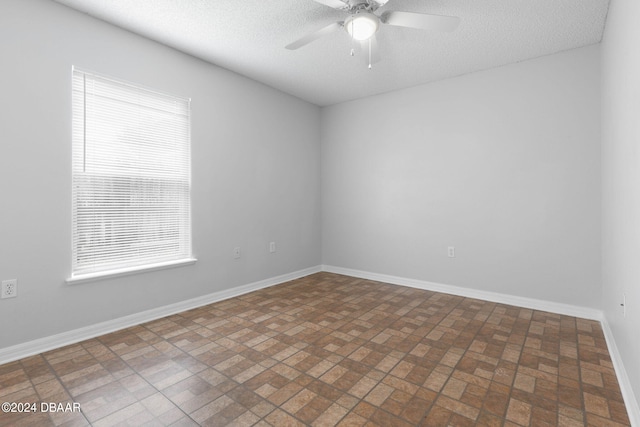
[344,0,385,13]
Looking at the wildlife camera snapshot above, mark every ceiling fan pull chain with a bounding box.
[350,21,355,56]
[368,38,372,69]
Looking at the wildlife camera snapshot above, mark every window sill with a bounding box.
[66,258,197,285]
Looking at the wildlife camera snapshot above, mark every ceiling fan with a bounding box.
[286,0,460,68]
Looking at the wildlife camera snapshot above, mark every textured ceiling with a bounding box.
[52,0,610,106]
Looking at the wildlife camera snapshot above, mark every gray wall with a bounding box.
[0,0,321,348]
[602,0,640,409]
[321,45,602,308]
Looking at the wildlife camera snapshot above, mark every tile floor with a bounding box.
[0,272,631,426]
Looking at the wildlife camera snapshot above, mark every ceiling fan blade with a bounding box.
[370,0,391,6]
[359,36,381,66]
[381,11,460,32]
[285,22,343,50]
[310,0,349,10]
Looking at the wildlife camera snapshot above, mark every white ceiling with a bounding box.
[52,0,610,106]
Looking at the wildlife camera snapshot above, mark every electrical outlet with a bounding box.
[269,242,276,253]
[233,247,241,259]
[448,247,455,258]
[1,279,17,299]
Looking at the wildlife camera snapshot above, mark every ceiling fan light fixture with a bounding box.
[345,12,379,41]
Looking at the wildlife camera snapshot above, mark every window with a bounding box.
[70,67,193,280]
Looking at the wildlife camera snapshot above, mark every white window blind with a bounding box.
[71,67,192,278]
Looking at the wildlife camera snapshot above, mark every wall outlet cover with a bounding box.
[1,279,17,299]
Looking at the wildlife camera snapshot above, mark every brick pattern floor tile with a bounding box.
[0,272,631,426]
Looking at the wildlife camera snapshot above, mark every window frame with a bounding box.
[68,67,196,283]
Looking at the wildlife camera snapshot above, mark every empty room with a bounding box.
[0,0,638,425]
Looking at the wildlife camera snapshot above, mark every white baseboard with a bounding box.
[600,318,640,427]
[322,265,602,320]
[0,265,321,365]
